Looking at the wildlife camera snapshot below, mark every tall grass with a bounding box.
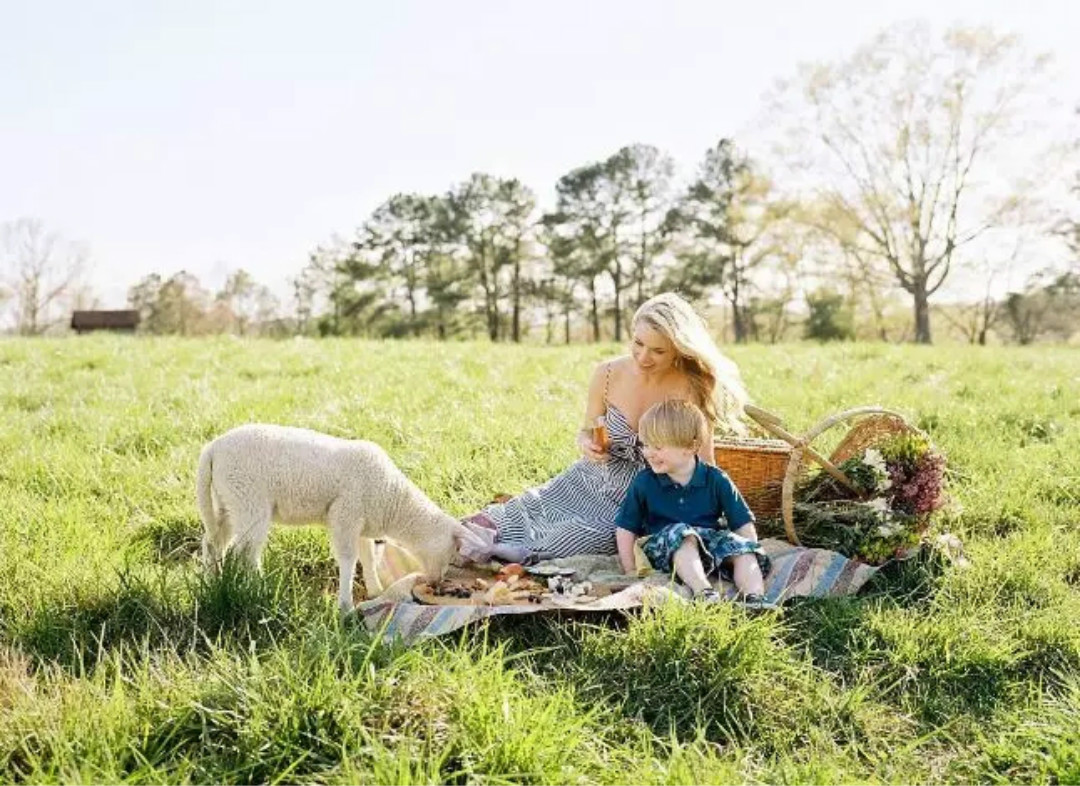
[1,336,1078,783]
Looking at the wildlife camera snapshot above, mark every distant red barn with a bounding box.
[70,310,141,334]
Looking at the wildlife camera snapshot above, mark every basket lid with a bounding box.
[713,437,791,454]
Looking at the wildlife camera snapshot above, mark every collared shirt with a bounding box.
[615,458,755,537]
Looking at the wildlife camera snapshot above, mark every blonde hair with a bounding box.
[632,292,750,435]
[639,399,708,450]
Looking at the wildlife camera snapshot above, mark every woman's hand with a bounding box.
[577,428,608,462]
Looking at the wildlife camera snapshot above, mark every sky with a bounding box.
[2,0,1078,309]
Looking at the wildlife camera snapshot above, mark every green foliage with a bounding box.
[878,431,931,465]
[1003,265,1080,345]
[789,501,921,564]
[664,138,779,343]
[804,289,855,341]
[1,337,1079,783]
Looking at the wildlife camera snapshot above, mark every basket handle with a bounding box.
[745,404,862,497]
[745,403,785,429]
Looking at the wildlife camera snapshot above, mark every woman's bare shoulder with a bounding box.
[590,354,631,379]
[606,354,633,372]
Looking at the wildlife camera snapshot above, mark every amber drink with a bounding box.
[593,415,609,451]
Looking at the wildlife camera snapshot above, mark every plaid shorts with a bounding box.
[641,522,771,582]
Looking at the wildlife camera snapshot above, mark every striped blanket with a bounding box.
[356,538,879,644]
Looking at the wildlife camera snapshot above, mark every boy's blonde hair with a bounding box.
[638,399,709,450]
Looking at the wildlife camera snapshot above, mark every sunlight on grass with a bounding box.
[0,336,1078,783]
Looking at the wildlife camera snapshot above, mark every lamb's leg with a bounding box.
[229,502,272,572]
[200,508,231,576]
[336,549,358,613]
[328,500,360,613]
[357,537,384,598]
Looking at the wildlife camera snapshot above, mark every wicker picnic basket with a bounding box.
[716,405,922,545]
[779,408,922,544]
[713,437,792,520]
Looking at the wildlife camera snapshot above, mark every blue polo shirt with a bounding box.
[615,458,755,537]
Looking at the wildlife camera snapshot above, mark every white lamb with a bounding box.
[195,423,472,611]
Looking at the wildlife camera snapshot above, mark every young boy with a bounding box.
[615,399,776,609]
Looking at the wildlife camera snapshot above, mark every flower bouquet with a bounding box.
[791,432,948,564]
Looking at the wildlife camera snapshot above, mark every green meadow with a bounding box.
[1,336,1078,784]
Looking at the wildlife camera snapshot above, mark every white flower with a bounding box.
[863,448,886,473]
[865,497,890,514]
[862,448,892,491]
[877,522,901,538]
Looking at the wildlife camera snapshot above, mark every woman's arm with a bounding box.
[577,359,613,462]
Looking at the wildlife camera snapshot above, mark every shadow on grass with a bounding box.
[14,558,354,673]
[128,518,341,596]
[489,545,1042,738]
[455,603,811,750]
[777,546,1046,727]
[472,607,630,656]
[128,515,202,564]
[861,542,953,604]
[468,544,1031,742]
[482,543,953,675]
[781,543,953,651]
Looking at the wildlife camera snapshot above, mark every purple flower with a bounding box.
[886,448,946,516]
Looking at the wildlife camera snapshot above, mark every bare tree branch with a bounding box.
[1,218,89,335]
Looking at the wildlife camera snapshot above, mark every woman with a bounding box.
[461,292,752,563]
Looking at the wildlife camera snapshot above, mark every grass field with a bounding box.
[1,336,1078,784]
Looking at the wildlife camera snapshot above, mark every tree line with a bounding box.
[3,22,1078,344]
[291,139,801,344]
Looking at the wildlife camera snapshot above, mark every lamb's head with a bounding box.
[409,514,475,581]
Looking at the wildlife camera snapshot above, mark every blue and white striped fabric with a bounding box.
[478,404,645,558]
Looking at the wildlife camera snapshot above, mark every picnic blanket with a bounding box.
[356,538,880,644]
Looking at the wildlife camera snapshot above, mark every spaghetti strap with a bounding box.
[603,361,611,406]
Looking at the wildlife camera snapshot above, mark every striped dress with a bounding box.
[471,404,646,559]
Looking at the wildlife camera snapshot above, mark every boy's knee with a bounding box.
[676,535,704,557]
[733,552,765,573]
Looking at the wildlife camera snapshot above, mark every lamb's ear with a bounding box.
[451,521,490,561]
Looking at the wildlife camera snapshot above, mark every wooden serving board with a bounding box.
[412,582,547,608]
[411,581,629,609]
